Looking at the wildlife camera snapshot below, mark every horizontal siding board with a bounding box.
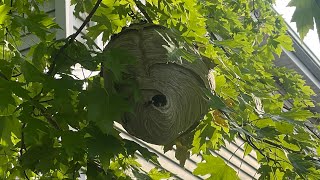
[211,150,259,180]
[215,147,259,177]
[115,122,260,180]
[115,124,201,180]
[39,0,55,13]
[18,11,55,52]
[275,50,320,114]
[218,142,259,171]
[19,34,40,52]
[134,153,182,180]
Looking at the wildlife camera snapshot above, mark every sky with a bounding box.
[274,0,320,60]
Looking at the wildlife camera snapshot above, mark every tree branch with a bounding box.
[47,0,103,75]
[69,0,102,44]
[238,133,277,162]
[133,0,152,23]
[39,107,61,130]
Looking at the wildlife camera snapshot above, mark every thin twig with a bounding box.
[20,124,26,156]
[5,27,19,49]
[238,133,276,162]
[209,32,230,56]
[12,72,22,77]
[47,0,103,75]
[39,99,53,103]
[39,107,61,130]
[24,171,30,180]
[20,123,30,180]
[133,0,152,23]
[69,0,102,44]
[227,141,245,166]
[261,138,300,153]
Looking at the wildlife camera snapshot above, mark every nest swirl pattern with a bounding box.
[104,24,210,145]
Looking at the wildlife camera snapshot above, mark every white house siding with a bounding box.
[18,0,55,55]
[274,27,320,116]
[42,0,320,179]
[115,123,260,180]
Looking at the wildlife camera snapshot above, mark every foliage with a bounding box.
[287,0,320,41]
[193,155,239,180]
[0,0,319,179]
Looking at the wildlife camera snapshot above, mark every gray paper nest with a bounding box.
[104,23,211,145]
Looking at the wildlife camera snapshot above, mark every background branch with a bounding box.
[47,0,103,75]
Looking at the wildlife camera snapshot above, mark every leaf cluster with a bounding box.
[0,0,319,179]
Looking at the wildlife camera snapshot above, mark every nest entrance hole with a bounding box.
[152,94,167,107]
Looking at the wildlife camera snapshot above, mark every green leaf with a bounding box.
[87,161,110,180]
[0,77,30,99]
[31,42,48,71]
[160,32,200,63]
[256,126,280,139]
[280,109,314,121]
[61,131,85,156]
[21,61,46,83]
[0,115,20,147]
[193,155,239,180]
[288,153,313,174]
[0,5,11,26]
[288,0,320,40]
[148,168,171,180]
[86,77,131,133]
[86,88,112,133]
[0,88,15,110]
[244,143,253,156]
[258,165,286,180]
[175,142,190,166]
[275,122,294,134]
[21,114,51,146]
[274,34,294,51]
[207,93,227,110]
[12,13,60,40]
[124,140,159,165]
[87,133,124,169]
[21,143,58,173]
[0,59,13,79]
[104,48,136,82]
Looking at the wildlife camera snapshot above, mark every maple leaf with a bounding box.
[193,155,239,180]
[288,0,320,41]
[0,4,10,27]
